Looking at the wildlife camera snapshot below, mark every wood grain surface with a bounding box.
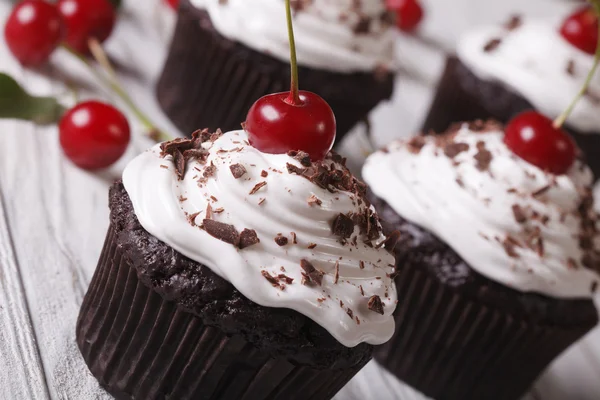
[0,0,598,399]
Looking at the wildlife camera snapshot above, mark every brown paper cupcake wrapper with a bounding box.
[156,0,394,140]
[374,259,595,400]
[77,227,367,400]
[421,56,600,177]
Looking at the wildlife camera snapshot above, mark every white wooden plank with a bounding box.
[0,178,50,400]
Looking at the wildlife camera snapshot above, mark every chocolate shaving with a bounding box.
[288,150,312,167]
[307,195,322,206]
[239,229,260,249]
[532,185,550,198]
[354,16,370,34]
[308,243,317,249]
[359,261,365,269]
[331,213,354,239]
[300,259,324,286]
[230,163,247,179]
[505,15,522,30]
[444,142,469,158]
[407,136,426,154]
[474,142,493,171]
[512,204,527,224]
[502,236,520,258]
[367,295,384,315]
[187,211,200,226]
[261,170,268,177]
[483,38,502,52]
[278,274,294,284]
[173,149,185,180]
[249,181,267,195]
[205,203,213,220]
[202,219,239,246]
[346,308,354,319]
[334,261,340,284]
[274,234,288,246]
[262,271,283,289]
[566,59,576,76]
[290,232,297,244]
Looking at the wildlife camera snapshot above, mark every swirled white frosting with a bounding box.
[123,130,397,347]
[457,17,600,133]
[363,123,600,298]
[190,0,396,72]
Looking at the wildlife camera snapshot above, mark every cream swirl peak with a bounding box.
[123,129,398,347]
[457,16,600,133]
[363,121,600,299]
[190,0,396,72]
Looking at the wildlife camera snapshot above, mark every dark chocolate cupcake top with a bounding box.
[122,129,397,347]
[363,121,600,298]
[190,0,396,72]
[456,15,600,132]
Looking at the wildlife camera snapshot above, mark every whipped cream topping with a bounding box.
[457,16,600,133]
[363,122,600,298]
[190,0,396,72]
[123,130,397,347]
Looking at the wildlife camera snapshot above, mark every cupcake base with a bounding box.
[156,0,395,139]
[370,195,598,400]
[422,56,600,178]
[77,227,369,400]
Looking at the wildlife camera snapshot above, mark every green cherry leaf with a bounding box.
[0,73,66,125]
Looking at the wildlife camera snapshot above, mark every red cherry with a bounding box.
[4,0,64,67]
[245,91,336,161]
[164,0,179,10]
[387,0,424,33]
[560,6,598,55]
[57,0,116,54]
[504,111,576,175]
[59,101,130,170]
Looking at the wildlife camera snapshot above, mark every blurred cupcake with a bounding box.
[76,129,398,399]
[156,0,396,139]
[363,120,600,400]
[421,9,600,176]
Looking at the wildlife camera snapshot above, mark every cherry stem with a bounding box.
[554,0,600,129]
[64,41,173,142]
[284,0,300,105]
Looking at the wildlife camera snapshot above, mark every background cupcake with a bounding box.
[363,120,600,400]
[421,8,600,176]
[156,0,396,140]
[76,129,398,399]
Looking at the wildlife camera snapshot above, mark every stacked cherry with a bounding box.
[4,0,130,170]
[503,5,599,175]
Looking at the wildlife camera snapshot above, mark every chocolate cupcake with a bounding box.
[363,121,600,400]
[156,0,396,140]
[421,12,600,176]
[76,129,398,399]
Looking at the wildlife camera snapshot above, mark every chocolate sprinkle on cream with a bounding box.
[483,38,502,52]
[407,136,426,154]
[334,261,340,284]
[288,150,312,167]
[332,213,355,239]
[444,142,469,158]
[300,259,324,286]
[230,163,247,179]
[249,181,267,195]
[367,295,384,315]
[203,219,239,246]
[307,194,322,206]
[274,234,288,246]
[505,14,522,30]
[261,270,283,289]
[239,229,260,249]
[512,204,527,224]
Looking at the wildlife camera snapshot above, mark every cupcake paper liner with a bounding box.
[156,0,394,139]
[76,227,368,400]
[374,253,595,400]
[421,56,600,177]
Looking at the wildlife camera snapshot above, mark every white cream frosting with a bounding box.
[123,130,397,347]
[190,0,396,72]
[457,17,600,133]
[363,123,600,299]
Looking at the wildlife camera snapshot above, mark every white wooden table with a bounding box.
[1,0,599,399]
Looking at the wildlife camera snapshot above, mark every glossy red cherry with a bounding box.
[504,111,576,175]
[560,6,598,55]
[245,91,336,161]
[59,101,130,170]
[57,0,116,53]
[4,0,64,67]
[387,0,424,33]
[164,0,179,10]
